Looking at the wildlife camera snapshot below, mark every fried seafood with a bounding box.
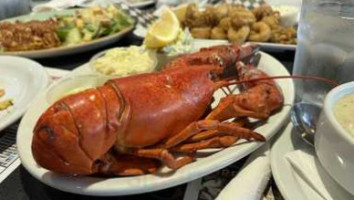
[271,27,297,44]
[218,17,232,30]
[182,3,297,44]
[229,8,256,25]
[228,26,250,44]
[191,27,212,39]
[248,22,271,42]
[252,4,273,21]
[261,13,281,29]
[0,20,60,52]
[211,27,227,40]
[214,3,229,20]
[185,4,218,28]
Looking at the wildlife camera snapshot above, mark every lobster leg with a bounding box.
[128,149,195,170]
[187,119,248,142]
[165,120,220,148]
[171,136,238,153]
[99,154,160,176]
[170,122,265,153]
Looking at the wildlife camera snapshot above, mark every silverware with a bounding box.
[290,102,322,146]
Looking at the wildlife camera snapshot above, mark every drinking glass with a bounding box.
[0,0,32,20]
[293,0,354,106]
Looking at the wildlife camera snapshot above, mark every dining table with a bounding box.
[0,3,297,199]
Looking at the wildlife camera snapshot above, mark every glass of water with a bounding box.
[0,0,32,20]
[293,0,354,106]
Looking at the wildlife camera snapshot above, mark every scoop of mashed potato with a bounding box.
[92,46,157,76]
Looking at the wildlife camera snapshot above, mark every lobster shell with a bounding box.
[32,65,218,174]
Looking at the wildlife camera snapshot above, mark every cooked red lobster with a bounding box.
[32,44,283,176]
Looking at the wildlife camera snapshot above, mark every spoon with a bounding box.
[290,102,322,146]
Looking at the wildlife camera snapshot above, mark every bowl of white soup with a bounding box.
[315,81,354,195]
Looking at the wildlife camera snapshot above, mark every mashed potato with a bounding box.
[92,46,156,76]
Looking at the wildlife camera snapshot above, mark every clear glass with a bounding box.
[293,0,354,106]
[0,0,32,20]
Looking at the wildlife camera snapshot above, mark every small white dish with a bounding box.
[46,75,106,105]
[271,123,354,200]
[315,81,354,195]
[17,51,294,196]
[0,56,50,131]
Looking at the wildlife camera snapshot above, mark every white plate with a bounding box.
[271,123,354,200]
[0,56,50,131]
[0,10,135,59]
[126,0,155,8]
[17,52,294,196]
[192,39,296,52]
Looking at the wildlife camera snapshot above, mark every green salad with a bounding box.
[56,5,135,46]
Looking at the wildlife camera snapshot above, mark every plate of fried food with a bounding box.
[0,5,135,58]
[17,43,294,196]
[0,56,49,132]
[173,2,298,51]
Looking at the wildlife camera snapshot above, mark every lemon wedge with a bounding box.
[144,8,180,48]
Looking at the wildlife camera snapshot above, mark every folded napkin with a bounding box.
[216,143,271,200]
[285,149,353,200]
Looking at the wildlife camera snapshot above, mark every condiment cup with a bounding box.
[46,75,106,104]
[315,81,354,195]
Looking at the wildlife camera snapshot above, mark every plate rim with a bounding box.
[0,55,50,132]
[17,51,295,196]
[271,123,354,200]
[271,123,309,200]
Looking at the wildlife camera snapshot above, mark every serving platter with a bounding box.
[0,56,50,132]
[0,9,135,59]
[17,50,294,196]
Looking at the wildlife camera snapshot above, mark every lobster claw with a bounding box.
[220,44,261,79]
[240,44,261,66]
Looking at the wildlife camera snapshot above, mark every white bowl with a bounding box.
[315,81,354,195]
[46,75,106,104]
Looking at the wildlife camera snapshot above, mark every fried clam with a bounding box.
[211,27,227,40]
[218,17,232,31]
[271,26,297,44]
[214,3,229,21]
[229,7,256,25]
[261,12,281,29]
[227,26,250,44]
[184,4,217,28]
[191,27,212,39]
[248,22,271,42]
[252,4,274,21]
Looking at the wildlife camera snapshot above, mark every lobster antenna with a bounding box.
[220,75,340,88]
